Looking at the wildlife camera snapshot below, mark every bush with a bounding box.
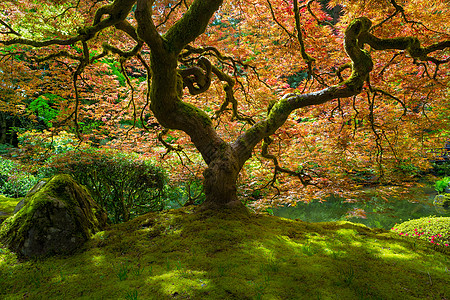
[0,158,37,198]
[434,177,450,194]
[432,161,450,177]
[43,148,167,223]
[391,217,450,247]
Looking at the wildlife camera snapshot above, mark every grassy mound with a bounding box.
[1,206,449,299]
[392,216,450,247]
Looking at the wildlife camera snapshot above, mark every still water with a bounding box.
[273,187,449,230]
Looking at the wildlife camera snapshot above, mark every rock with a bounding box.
[13,179,48,214]
[0,174,107,258]
[0,211,8,225]
[433,193,450,214]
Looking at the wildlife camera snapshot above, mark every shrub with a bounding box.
[0,158,37,198]
[0,144,13,155]
[28,93,62,127]
[391,217,450,247]
[43,148,167,223]
[432,161,450,177]
[434,177,450,194]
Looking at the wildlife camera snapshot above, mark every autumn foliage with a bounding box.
[0,0,449,210]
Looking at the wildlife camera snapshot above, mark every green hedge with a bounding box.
[43,148,167,223]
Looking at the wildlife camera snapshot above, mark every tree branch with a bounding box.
[163,0,224,54]
[0,19,20,36]
[293,0,315,78]
[233,17,375,167]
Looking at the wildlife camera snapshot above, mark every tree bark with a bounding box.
[0,113,6,144]
[202,144,242,209]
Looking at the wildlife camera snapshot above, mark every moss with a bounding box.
[178,101,212,127]
[269,100,291,117]
[434,193,450,207]
[1,206,449,299]
[0,174,106,257]
[0,196,20,223]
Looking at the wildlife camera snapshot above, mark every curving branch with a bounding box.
[157,128,183,158]
[261,136,318,189]
[236,16,450,172]
[211,65,255,125]
[93,0,136,26]
[266,0,295,39]
[178,56,212,95]
[293,0,315,78]
[372,0,447,35]
[1,0,137,47]
[361,34,450,63]
[135,0,164,55]
[179,45,256,125]
[156,0,184,29]
[233,17,375,167]
[369,86,407,117]
[306,0,335,28]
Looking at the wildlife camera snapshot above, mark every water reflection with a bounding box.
[273,189,450,230]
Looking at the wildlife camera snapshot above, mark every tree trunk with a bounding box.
[0,113,6,144]
[202,146,243,209]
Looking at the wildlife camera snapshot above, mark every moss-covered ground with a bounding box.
[1,205,449,299]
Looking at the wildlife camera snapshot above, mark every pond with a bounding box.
[272,187,450,230]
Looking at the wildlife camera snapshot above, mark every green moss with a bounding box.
[0,175,106,256]
[0,196,20,215]
[178,101,212,127]
[269,99,291,117]
[1,206,449,299]
[0,195,20,224]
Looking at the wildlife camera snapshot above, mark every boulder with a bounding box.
[433,193,450,214]
[0,174,107,258]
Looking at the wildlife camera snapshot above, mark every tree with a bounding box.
[1,0,449,210]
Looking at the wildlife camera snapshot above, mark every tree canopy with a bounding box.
[1,0,449,210]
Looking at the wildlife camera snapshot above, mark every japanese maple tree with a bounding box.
[1,0,449,210]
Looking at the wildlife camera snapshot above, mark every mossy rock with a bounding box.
[391,216,450,247]
[433,194,450,214]
[434,193,450,207]
[0,174,107,258]
[12,179,49,214]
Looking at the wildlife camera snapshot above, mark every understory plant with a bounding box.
[391,217,450,248]
[0,157,37,198]
[43,148,167,223]
[434,177,450,194]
